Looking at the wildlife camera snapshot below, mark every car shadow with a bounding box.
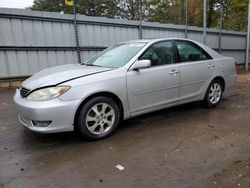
[21,101,206,145]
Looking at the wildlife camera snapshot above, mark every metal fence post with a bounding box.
[185,0,188,38]
[73,1,81,64]
[203,0,207,44]
[138,0,143,39]
[246,0,250,71]
[218,29,222,54]
[218,7,223,54]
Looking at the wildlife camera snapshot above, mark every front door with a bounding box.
[126,41,180,115]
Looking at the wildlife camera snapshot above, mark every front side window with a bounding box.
[176,41,212,63]
[85,42,146,68]
[139,41,174,67]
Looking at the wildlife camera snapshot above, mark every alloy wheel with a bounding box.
[85,103,115,135]
[208,83,222,104]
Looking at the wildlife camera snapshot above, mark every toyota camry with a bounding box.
[14,38,237,140]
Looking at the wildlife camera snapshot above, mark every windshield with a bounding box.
[84,42,146,68]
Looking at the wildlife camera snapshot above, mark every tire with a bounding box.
[77,96,120,140]
[204,79,223,108]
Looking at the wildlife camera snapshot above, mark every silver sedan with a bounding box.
[14,38,237,140]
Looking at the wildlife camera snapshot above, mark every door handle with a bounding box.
[169,69,179,75]
[208,64,215,68]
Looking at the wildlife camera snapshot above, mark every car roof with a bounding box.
[125,38,195,44]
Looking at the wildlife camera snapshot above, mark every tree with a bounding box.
[207,0,215,28]
[188,0,203,27]
[30,0,248,32]
[180,0,186,24]
[143,0,183,24]
[32,0,74,13]
[31,0,121,18]
[222,0,248,31]
[116,0,140,20]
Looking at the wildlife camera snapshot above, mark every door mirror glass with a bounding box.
[132,60,151,70]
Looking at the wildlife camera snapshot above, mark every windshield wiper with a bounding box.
[85,64,103,67]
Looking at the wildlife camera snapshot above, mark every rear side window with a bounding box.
[176,41,212,63]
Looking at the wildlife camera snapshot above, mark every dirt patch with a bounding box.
[206,159,250,188]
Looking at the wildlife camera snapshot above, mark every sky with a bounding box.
[0,0,34,9]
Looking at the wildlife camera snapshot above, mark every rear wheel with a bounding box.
[77,96,120,140]
[204,80,223,108]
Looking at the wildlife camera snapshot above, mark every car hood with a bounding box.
[21,64,112,90]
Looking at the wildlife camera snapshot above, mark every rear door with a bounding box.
[175,40,215,102]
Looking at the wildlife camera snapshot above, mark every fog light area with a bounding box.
[32,120,52,127]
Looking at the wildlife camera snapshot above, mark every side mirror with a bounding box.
[132,60,151,70]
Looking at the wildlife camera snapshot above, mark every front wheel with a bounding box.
[77,96,120,140]
[204,80,223,108]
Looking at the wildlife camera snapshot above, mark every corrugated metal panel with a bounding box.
[0,49,102,77]
[187,31,204,43]
[0,8,247,78]
[206,33,219,49]
[143,28,185,39]
[78,25,138,46]
[0,18,76,46]
[0,51,9,77]
[221,50,245,63]
[0,51,78,77]
[221,34,246,50]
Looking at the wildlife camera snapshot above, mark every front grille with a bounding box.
[20,87,30,98]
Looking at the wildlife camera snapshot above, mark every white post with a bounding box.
[203,0,207,44]
[246,0,250,71]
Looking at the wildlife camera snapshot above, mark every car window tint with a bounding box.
[139,41,174,66]
[176,41,211,62]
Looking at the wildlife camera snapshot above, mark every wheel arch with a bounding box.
[212,76,225,91]
[202,76,226,101]
[73,91,124,129]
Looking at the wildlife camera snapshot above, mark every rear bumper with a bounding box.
[13,89,81,133]
[225,73,237,90]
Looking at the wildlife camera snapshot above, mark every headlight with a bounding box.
[26,86,70,101]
